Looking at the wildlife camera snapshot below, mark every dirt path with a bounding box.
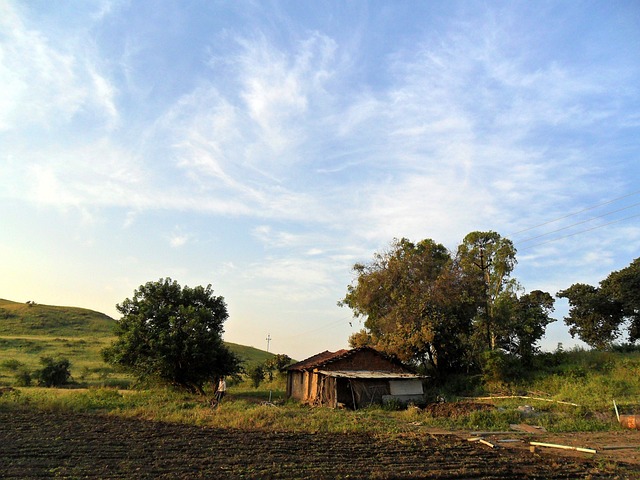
[1,408,639,479]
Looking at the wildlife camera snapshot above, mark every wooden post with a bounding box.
[349,380,357,411]
[479,439,496,448]
[530,441,596,454]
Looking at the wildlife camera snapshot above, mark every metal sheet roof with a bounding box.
[315,369,425,380]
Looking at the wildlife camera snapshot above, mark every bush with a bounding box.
[381,397,404,411]
[481,350,525,383]
[14,369,32,387]
[610,343,640,354]
[35,357,72,387]
[247,364,266,388]
[426,374,484,400]
[2,359,25,371]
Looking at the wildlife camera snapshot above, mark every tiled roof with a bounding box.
[285,349,349,371]
[316,370,424,379]
[286,347,407,371]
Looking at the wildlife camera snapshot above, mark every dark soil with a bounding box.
[423,401,494,417]
[1,407,638,479]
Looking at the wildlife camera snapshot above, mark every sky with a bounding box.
[1,0,639,361]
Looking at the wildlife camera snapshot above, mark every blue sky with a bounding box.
[1,0,639,360]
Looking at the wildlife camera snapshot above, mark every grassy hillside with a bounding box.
[0,299,274,387]
[0,299,116,337]
[226,342,279,365]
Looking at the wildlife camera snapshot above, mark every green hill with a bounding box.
[0,299,116,337]
[226,342,277,365]
[0,299,274,387]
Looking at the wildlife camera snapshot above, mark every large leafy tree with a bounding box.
[457,231,517,351]
[102,278,241,394]
[494,290,555,364]
[340,238,481,373]
[602,258,640,341]
[342,233,556,374]
[558,257,639,348]
[557,283,623,349]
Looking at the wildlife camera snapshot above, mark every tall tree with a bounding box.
[601,258,640,341]
[558,257,639,348]
[557,283,623,349]
[340,238,480,373]
[496,290,555,364]
[102,278,242,394]
[457,231,517,351]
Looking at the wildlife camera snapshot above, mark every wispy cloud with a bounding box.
[169,229,191,248]
[3,3,633,245]
[242,256,339,304]
[1,2,638,358]
[0,2,118,132]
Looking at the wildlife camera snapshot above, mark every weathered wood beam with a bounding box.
[530,441,596,454]
[465,395,579,407]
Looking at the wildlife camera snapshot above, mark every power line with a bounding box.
[279,317,351,340]
[518,212,640,251]
[509,189,640,238]
[516,201,640,245]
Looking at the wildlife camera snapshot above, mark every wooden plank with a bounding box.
[530,441,596,454]
[466,395,579,406]
[472,431,526,436]
[479,439,496,448]
[601,445,640,450]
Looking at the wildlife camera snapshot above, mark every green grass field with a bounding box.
[0,298,275,388]
[0,299,115,336]
[2,297,640,434]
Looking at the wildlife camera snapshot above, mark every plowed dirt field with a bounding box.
[2,408,639,479]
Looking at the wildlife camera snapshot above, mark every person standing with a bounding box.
[215,377,226,403]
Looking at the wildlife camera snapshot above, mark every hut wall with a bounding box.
[350,379,390,408]
[319,375,337,408]
[304,371,313,401]
[287,371,306,400]
[308,371,321,404]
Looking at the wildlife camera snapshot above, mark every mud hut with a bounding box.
[285,347,425,409]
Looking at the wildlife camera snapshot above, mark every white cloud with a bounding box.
[0,2,637,360]
[242,256,338,304]
[28,164,80,207]
[169,233,190,248]
[8,139,144,210]
[1,4,636,277]
[0,2,118,132]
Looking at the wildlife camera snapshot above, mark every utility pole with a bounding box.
[265,333,273,404]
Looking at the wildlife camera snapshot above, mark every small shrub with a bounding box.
[247,364,266,388]
[610,343,640,354]
[2,359,25,371]
[14,369,32,387]
[382,397,404,411]
[481,350,525,383]
[35,357,72,387]
[426,373,484,400]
